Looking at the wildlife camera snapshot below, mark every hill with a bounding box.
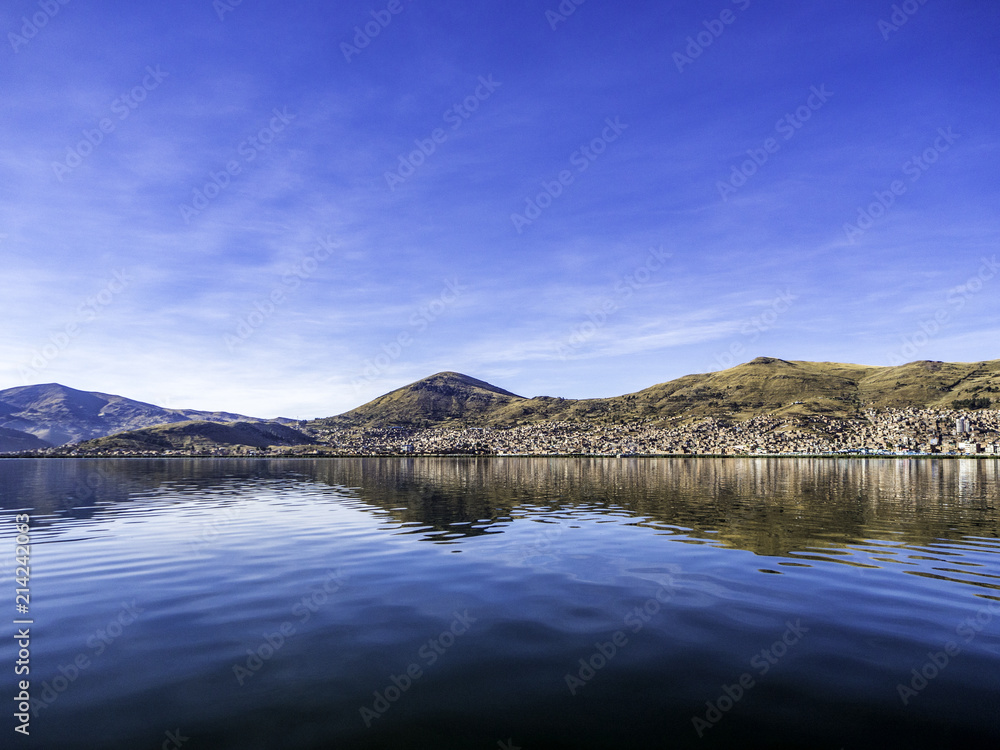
[0,383,259,446]
[73,420,315,453]
[315,357,1000,428]
[0,426,53,453]
[318,371,525,428]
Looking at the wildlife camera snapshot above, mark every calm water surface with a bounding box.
[1,457,998,749]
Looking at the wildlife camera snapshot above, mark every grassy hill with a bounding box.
[318,372,524,428]
[313,358,1000,429]
[73,420,314,453]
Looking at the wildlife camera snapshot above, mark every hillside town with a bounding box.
[41,407,1000,458]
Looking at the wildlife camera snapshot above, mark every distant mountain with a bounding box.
[0,383,258,447]
[73,420,315,453]
[319,371,525,428]
[315,358,1000,428]
[0,426,52,453]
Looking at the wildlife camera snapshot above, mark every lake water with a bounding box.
[1,457,999,749]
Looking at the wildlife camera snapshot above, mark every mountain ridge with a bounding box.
[4,357,1000,454]
[0,383,263,446]
[314,358,1000,429]
[74,420,315,453]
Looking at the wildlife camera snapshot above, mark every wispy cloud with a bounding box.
[2,0,998,415]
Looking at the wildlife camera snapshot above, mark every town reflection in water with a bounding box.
[3,457,997,563]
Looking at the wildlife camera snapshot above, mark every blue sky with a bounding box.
[1,0,998,419]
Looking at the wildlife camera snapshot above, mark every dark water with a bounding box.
[1,457,999,749]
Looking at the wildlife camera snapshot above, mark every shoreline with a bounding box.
[4,452,1000,460]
